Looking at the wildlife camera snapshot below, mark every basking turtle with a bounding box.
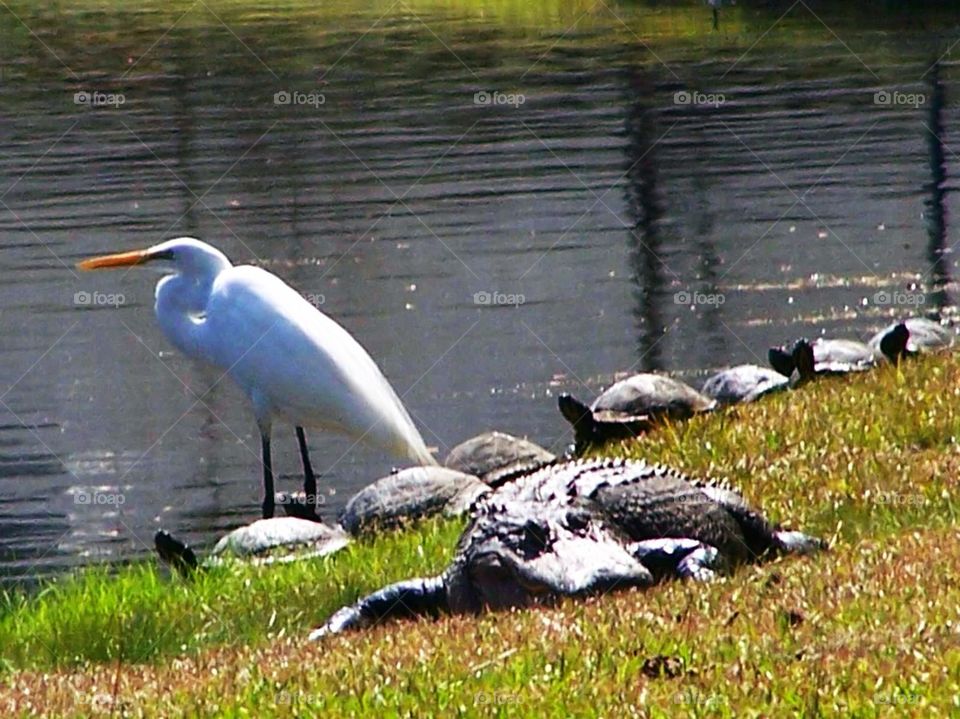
[444,431,556,486]
[155,517,351,576]
[558,374,716,451]
[868,317,953,357]
[339,466,490,534]
[156,467,490,572]
[700,365,789,405]
[311,458,823,636]
[768,337,882,379]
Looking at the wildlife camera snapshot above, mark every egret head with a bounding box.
[77,237,232,278]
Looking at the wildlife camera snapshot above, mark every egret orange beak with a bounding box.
[77,249,152,271]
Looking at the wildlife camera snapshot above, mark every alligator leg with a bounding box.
[310,575,447,638]
[631,538,722,582]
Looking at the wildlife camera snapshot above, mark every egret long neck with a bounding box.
[154,273,215,363]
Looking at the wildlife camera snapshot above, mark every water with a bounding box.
[1,0,958,584]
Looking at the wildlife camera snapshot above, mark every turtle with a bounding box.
[558,374,717,451]
[443,431,556,486]
[156,466,491,573]
[155,517,351,576]
[700,364,790,405]
[768,320,916,379]
[768,337,882,379]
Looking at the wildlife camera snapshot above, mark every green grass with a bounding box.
[4,351,960,716]
[0,518,463,671]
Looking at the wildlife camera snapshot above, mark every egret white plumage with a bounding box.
[78,238,437,519]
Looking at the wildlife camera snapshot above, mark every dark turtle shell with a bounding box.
[700,364,789,405]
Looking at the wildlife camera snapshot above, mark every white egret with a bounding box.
[78,238,438,519]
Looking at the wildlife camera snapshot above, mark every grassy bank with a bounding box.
[4,351,960,716]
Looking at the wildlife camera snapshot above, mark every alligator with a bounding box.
[311,458,823,637]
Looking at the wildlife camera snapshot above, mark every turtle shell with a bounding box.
[340,466,490,535]
[444,431,555,484]
[701,364,789,405]
[592,373,716,420]
[211,517,351,560]
[807,338,878,373]
[769,337,879,378]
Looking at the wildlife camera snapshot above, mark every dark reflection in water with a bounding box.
[624,69,669,372]
[1,0,959,584]
[924,58,950,311]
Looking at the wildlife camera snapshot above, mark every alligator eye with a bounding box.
[565,511,590,532]
[519,520,550,557]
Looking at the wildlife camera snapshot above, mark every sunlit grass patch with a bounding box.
[4,527,960,717]
[0,517,463,671]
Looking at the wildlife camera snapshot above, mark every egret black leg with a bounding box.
[261,433,275,519]
[296,426,318,514]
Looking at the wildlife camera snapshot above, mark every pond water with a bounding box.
[1,0,958,584]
